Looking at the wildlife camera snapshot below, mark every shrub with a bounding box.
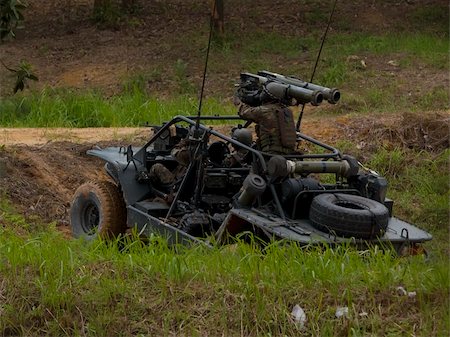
[0,0,26,41]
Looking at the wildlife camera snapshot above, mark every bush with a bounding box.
[0,0,26,41]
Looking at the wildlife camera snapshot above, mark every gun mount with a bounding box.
[237,71,340,107]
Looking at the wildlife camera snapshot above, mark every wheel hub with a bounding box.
[82,202,100,234]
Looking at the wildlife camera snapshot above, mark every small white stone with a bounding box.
[396,286,407,296]
[291,304,306,329]
[335,306,349,318]
[408,291,417,298]
[387,60,399,67]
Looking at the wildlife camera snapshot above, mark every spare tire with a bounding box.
[309,193,389,239]
[71,180,127,240]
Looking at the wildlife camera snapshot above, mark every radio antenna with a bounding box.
[296,0,338,131]
[196,1,216,129]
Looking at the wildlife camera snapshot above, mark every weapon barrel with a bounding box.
[240,72,269,84]
[268,156,354,179]
[291,160,351,177]
[265,81,323,106]
[258,70,340,104]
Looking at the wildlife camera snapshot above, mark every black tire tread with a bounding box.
[309,193,389,239]
[71,180,127,239]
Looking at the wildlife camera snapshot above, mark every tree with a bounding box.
[211,0,224,35]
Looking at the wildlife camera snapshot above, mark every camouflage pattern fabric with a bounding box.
[238,103,296,154]
[149,163,175,185]
[171,138,191,166]
[149,138,191,185]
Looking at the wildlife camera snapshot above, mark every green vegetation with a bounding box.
[0,145,448,336]
[326,33,448,68]
[1,59,38,93]
[1,78,447,127]
[0,224,448,336]
[369,148,449,244]
[0,88,236,127]
[0,0,26,41]
[0,29,447,127]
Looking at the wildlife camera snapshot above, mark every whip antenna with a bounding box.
[196,1,216,129]
[296,0,338,131]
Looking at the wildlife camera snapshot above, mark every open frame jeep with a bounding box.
[70,114,432,254]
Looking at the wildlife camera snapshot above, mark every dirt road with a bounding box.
[0,127,149,146]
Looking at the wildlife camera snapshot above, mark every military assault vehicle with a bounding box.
[70,71,432,255]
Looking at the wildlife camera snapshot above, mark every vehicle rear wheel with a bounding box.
[309,193,389,239]
[70,180,127,240]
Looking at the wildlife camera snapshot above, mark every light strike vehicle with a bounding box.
[70,71,432,255]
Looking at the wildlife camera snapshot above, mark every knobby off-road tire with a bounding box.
[70,180,127,240]
[309,193,389,239]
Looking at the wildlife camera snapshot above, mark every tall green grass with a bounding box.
[0,226,448,336]
[368,148,449,243]
[0,88,236,127]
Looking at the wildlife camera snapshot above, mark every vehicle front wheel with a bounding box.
[70,180,127,240]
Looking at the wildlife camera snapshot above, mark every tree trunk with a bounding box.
[211,0,224,35]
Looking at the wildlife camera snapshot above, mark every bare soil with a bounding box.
[0,0,448,96]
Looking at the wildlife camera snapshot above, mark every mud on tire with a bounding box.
[70,180,127,240]
[309,193,389,239]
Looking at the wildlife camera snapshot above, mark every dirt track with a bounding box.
[0,127,149,146]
